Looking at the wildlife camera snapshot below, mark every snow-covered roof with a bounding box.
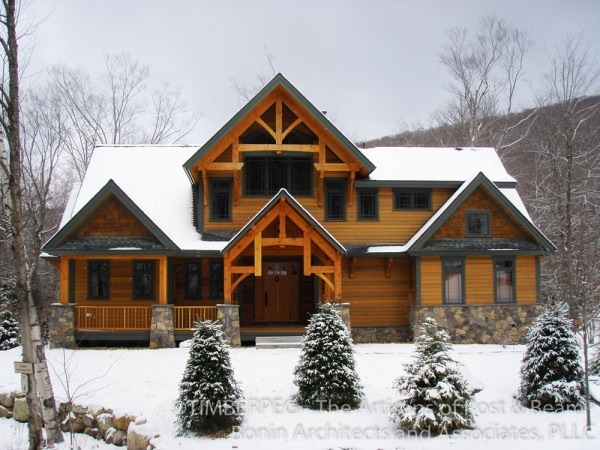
[57,145,226,252]
[359,147,516,184]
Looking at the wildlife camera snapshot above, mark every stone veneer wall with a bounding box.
[331,302,351,331]
[49,303,76,349]
[411,304,543,344]
[150,305,175,349]
[352,326,413,343]
[217,304,241,346]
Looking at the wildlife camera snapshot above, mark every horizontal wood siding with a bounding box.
[516,255,537,303]
[76,196,150,237]
[205,187,454,243]
[343,257,411,326]
[434,187,526,239]
[73,258,158,306]
[420,256,442,305]
[466,256,494,304]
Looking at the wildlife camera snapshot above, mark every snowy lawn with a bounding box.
[0,343,598,449]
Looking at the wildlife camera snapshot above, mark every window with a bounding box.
[495,258,515,303]
[357,189,379,220]
[466,210,490,236]
[132,261,155,300]
[393,189,432,210]
[324,179,346,221]
[185,260,202,299]
[443,258,464,304]
[243,156,312,196]
[88,260,110,299]
[210,179,232,221]
[209,259,224,299]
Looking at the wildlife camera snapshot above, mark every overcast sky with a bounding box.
[26,0,600,144]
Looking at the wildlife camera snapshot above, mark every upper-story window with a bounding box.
[465,210,491,237]
[243,155,312,197]
[324,179,347,221]
[210,179,232,221]
[393,189,432,210]
[357,189,379,220]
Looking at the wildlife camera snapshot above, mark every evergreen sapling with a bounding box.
[176,321,243,435]
[0,310,19,350]
[390,317,475,435]
[293,302,363,410]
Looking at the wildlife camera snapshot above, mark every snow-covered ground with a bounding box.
[0,343,598,449]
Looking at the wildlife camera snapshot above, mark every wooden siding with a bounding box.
[75,196,150,237]
[343,257,411,326]
[420,256,442,306]
[465,256,494,304]
[205,187,454,243]
[516,255,537,303]
[434,187,526,239]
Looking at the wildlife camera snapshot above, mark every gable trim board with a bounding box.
[183,73,376,178]
[43,179,179,254]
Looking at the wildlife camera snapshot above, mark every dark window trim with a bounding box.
[356,188,379,221]
[442,256,465,305]
[184,259,202,300]
[209,177,233,222]
[465,209,491,237]
[132,260,156,300]
[392,188,432,211]
[209,258,224,300]
[87,260,111,300]
[494,256,516,304]
[324,178,347,221]
[242,154,314,198]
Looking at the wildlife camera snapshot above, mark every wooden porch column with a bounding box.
[223,254,232,303]
[59,257,69,305]
[158,255,168,304]
[334,256,342,301]
[254,232,262,276]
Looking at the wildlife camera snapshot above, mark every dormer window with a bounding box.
[465,210,490,237]
[243,155,312,197]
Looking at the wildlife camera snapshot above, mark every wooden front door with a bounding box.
[255,261,300,322]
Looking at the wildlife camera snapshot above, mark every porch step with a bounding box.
[255,335,303,349]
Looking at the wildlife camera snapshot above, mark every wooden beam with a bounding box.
[385,257,393,279]
[334,258,342,301]
[232,141,240,206]
[223,254,232,304]
[281,117,303,140]
[231,266,254,274]
[275,97,283,148]
[314,163,359,172]
[256,117,277,141]
[303,231,312,276]
[311,265,335,273]
[262,237,304,247]
[349,257,357,279]
[201,169,209,206]
[278,203,286,238]
[158,255,168,304]
[314,272,334,291]
[238,144,320,153]
[231,273,251,294]
[348,171,355,207]
[202,162,244,171]
[254,232,262,277]
[59,257,69,305]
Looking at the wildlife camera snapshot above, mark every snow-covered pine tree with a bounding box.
[176,321,243,435]
[390,317,475,435]
[0,310,19,350]
[293,302,363,410]
[518,302,584,410]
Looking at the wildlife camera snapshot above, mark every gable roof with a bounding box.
[222,188,346,255]
[183,73,376,176]
[43,179,178,253]
[407,172,555,254]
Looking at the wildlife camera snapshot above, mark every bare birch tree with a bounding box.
[435,15,535,150]
[0,1,64,447]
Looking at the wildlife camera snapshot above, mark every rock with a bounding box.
[96,412,114,437]
[82,413,94,427]
[113,429,127,447]
[127,422,158,450]
[113,410,134,430]
[0,405,12,418]
[0,392,15,408]
[87,404,105,416]
[72,404,87,414]
[105,426,117,444]
[61,411,85,433]
[83,427,101,439]
[135,416,147,425]
[13,397,28,422]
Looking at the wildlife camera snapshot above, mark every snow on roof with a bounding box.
[60,145,226,252]
[359,147,516,183]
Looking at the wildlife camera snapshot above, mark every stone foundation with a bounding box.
[149,305,175,349]
[217,304,241,347]
[352,326,413,343]
[411,304,543,344]
[331,302,351,332]
[49,303,76,349]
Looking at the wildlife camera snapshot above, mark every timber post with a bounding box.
[149,305,175,348]
[48,303,76,349]
[217,304,241,347]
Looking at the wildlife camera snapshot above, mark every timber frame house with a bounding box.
[43,74,554,347]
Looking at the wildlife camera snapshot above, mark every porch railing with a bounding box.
[76,306,152,331]
[173,306,218,330]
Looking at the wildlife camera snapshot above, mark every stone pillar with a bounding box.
[217,304,241,347]
[331,302,351,332]
[149,305,175,349]
[49,303,76,349]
